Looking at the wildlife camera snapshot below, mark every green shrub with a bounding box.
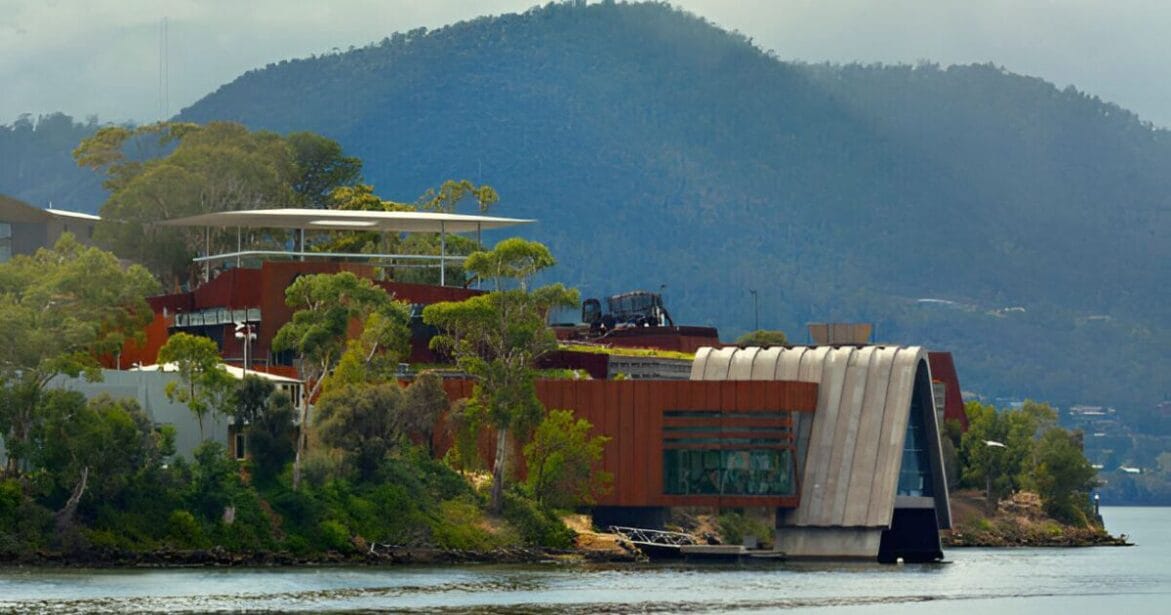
[318,519,352,552]
[502,491,574,548]
[717,511,774,545]
[431,496,516,550]
[167,510,206,549]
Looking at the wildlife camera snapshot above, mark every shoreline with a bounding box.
[0,544,642,569]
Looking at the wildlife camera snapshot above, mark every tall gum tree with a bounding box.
[271,271,410,490]
[423,238,578,513]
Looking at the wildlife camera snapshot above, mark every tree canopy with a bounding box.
[271,271,411,489]
[423,238,578,512]
[73,122,360,287]
[0,234,159,474]
[157,333,235,441]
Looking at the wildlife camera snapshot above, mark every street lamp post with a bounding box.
[235,320,257,376]
[749,289,759,331]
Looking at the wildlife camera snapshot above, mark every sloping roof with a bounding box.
[156,208,533,233]
[1,194,99,223]
[132,362,301,384]
[691,345,950,530]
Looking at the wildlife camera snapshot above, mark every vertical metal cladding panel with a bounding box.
[843,347,897,526]
[648,380,667,503]
[866,348,920,526]
[826,347,876,526]
[604,381,622,503]
[632,381,650,504]
[618,381,637,505]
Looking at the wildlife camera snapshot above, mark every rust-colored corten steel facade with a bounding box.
[442,379,818,509]
[113,261,483,369]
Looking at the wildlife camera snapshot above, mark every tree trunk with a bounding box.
[54,466,88,532]
[292,375,323,491]
[986,475,996,514]
[490,426,508,514]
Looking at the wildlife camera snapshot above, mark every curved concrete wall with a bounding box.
[692,345,951,548]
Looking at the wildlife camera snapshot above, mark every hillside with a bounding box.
[5,2,1171,415]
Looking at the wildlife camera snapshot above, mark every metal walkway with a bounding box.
[608,526,698,548]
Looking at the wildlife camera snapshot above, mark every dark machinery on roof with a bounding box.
[583,290,674,332]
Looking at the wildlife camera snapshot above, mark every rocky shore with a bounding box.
[941,490,1132,548]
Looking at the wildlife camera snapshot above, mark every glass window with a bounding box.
[897,392,935,497]
[664,449,794,496]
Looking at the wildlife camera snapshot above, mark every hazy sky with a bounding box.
[3,1,1171,127]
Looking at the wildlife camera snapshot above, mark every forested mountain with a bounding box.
[5,1,1171,415]
[0,113,104,209]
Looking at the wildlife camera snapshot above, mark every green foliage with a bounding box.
[734,330,788,347]
[443,398,485,475]
[158,333,235,440]
[287,131,363,209]
[523,409,611,509]
[960,399,1097,524]
[317,519,353,552]
[717,511,775,545]
[501,490,575,549]
[314,383,402,481]
[1033,428,1097,526]
[246,390,297,484]
[166,510,206,549]
[272,271,409,489]
[431,496,514,550]
[71,122,359,286]
[401,371,450,455]
[0,235,158,474]
[557,344,694,361]
[423,238,578,512]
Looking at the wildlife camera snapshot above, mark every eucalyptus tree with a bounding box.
[423,238,578,512]
[272,271,411,489]
[0,234,159,475]
[157,332,235,441]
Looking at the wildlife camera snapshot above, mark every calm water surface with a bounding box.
[1,507,1167,613]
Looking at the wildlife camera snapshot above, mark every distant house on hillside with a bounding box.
[0,193,100,263]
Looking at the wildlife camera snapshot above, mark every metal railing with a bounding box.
[608,526,698,547]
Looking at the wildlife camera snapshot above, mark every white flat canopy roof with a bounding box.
[133,362,302,384]
[157,208,534,233]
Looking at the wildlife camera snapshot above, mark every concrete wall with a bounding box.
[50,369,230,459]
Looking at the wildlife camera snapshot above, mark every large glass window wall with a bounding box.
[663,449,794,496]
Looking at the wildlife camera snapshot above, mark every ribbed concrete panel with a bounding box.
[798,347,853,525]
[866,348,921,526]
[751,347,783,380]
[700,347,737,381]
[843,347,897,526]
[728,347,758,380]
[776,346,807,380]
[689,347,713,380]
[826,347,877,526]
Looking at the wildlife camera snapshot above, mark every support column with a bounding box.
[204,226,211,283]
[439,221,446,287]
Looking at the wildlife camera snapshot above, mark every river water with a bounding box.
[1,507,1167,613]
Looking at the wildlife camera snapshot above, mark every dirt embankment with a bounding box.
[943,490,1131,547]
